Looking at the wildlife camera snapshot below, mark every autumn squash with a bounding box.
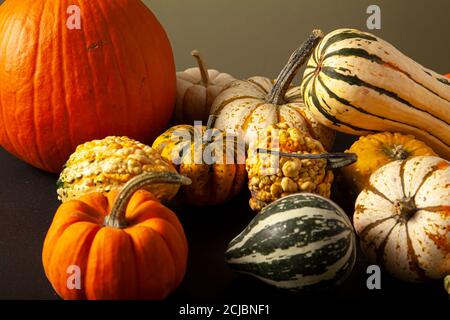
[43,172,191,300]
[152,117,246,206]
[175,50,235,124]
[246,122,356,211]
[225,193,356,291]
[211,30,335,151]
[341,132,437,196]
[57,136,179,202]
[354,156,450,282]
[301,28,450,160]
[0,0,176,173]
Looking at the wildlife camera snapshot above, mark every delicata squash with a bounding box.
[301,28,450,159]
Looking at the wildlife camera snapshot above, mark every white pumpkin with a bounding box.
[354,156,450,282]
[175,50,235,124]
[210,30,335,151]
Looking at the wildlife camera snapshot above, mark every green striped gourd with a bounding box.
[354,156,450,282]
[301,28,450,160]
[225,193,356,291]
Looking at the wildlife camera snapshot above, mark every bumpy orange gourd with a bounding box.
[246,123,334,211]
[0,0,176,172]
[42,172,190,300]
[57,136,179,203]
[342,132,437,196]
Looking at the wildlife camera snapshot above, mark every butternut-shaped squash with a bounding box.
[301,28,450,159]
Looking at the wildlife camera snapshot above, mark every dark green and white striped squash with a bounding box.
[301,28,450,160]
[225,193,356,291]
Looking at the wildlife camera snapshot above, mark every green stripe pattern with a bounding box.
[300,28,450,158]
[225,193,356,291]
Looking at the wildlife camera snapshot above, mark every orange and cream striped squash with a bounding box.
[211,77,334,151]
[211,31,334,151]
[152,124,246,206]
[301,28,450,160]
[354,156,450,282]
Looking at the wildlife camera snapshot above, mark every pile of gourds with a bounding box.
[0,0,448,300]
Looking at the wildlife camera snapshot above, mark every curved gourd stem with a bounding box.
[104,172,192,228]
[256,148,357,169]
[191,50,211,85]
[266,29,324,105]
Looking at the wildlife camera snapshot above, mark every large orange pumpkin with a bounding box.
[0,0,176,172]
[42,172,190,300]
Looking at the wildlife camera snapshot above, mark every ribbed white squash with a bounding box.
[354,156,450,282]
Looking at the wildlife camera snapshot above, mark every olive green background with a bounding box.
[0,0,447,77]
[144,0,449,78]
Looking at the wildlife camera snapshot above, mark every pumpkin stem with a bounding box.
[395,197,416,222]
[104,172,192,228]
[266,29,324,105]
[256,149,357,169]
[191,50,211,85]
[388,145,410,160]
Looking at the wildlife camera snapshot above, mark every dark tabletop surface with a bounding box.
[0,132,447,301]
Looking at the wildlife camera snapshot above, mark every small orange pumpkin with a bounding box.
[341,132,437,196]
[42,172,190,300]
